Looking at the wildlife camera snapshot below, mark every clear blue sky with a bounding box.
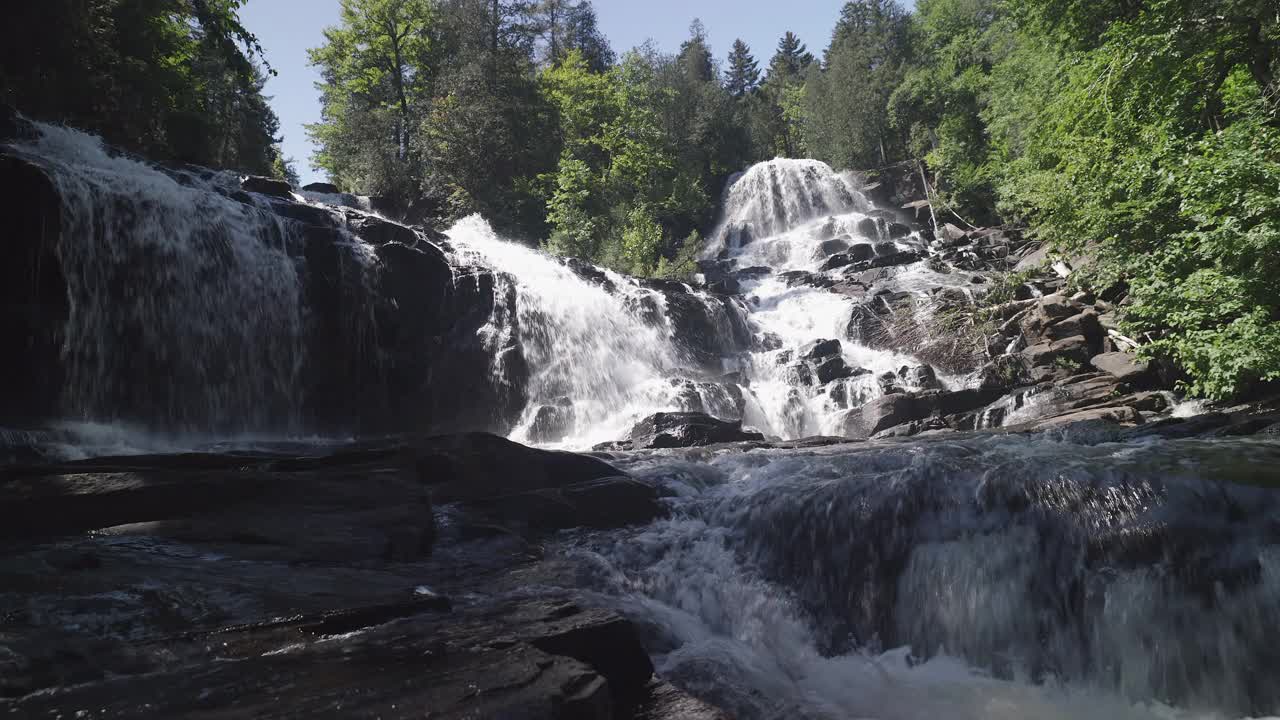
[241,1,913,186]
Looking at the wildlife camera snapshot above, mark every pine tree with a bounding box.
[767,31,813,84]
[724,39,759,97]
[676,19,714,83]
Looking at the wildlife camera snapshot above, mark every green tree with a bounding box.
[1,0,287,175]
[724,39,760,97]
[805,0,911,168]
[307,0,435,200]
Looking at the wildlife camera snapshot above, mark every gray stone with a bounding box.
[1090,351,1152,384]
[240,175,293,198]
[847,242,876,262]
[801,338,843,360]
[1038,294,1078,321]
[861,394,921,435]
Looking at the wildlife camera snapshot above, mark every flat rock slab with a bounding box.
[3,597,667,719]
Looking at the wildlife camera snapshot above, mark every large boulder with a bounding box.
[860,393,920,436]
[856,387,1005,437]
[344,210,420,247]
[240,174,293,198]
[620,412,764,449]
[1091,351,1154,385]
[301,181,341,194]
[528,401,575,444]
[415,433,623,503]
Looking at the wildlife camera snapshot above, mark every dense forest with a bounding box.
[2,0,297,181]
[1,0,1277,398]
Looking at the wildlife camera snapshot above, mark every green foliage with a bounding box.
[536,31,748,276]
[725,40,760,97]
[1,0,286,174]
[804,0,912,168]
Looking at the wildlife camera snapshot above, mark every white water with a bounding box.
[720,160,942,437]
[3,123,383,433]
[446,216,694,448]
[569,437,1280,720]
[437,160,960,447]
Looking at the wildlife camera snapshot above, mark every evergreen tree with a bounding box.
[766,31,813,84]
[531,0,613,70]
[805,0,911,167]
[724,39,760,97]
[750,31,814,158]
[676,20,715,82]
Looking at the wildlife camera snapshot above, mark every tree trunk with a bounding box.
[390,27,411,160]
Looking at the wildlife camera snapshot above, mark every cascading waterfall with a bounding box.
[4,120,1280,720]
[434,159,963,447]
[565,435,1280,720]
[715,159,946,438]
[710,158,871,252]
[2,121,382,438]
[445,216,697,448]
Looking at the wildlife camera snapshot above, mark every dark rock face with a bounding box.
[529,400,576,443]
[656,289,753,370]
[0,146,527,437]
[0,155,66,426]
[301,181,340,194]
[609,412,765,450]
[240,174,293,198]
[854,387,1006,437]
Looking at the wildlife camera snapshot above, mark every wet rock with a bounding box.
[858,387,1006,437]
[623,412,764,449]
[1028,404,1144,430]
[817,238,850,258]
[801,338,843,360]
[528,401,575,444]
[899,364,941,391]
[706,276,741,295]
[417,433,624,504]
[873,241,899,257]
[815,356,864,384]
[733,265,773,280]
[473,475,665,531]
[670,378,745,420]
[847,242,876,262]
[5,595,673,720]
[344,210,420,247]
[861,393,921,436]
[239,175,292,198]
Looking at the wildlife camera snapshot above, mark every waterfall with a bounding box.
[445,216,698,448]
[713,159,941,438]
[710,158,870,255]
[5,123,315,431]
[568,435,1280,719]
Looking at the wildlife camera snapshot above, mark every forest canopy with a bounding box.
[3,0,1277,397]
[1,0,296,179]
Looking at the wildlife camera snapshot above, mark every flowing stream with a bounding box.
[4,121,1280,718]
[564,436,1280,720]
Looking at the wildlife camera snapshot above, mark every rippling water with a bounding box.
[562,434,1280,719]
